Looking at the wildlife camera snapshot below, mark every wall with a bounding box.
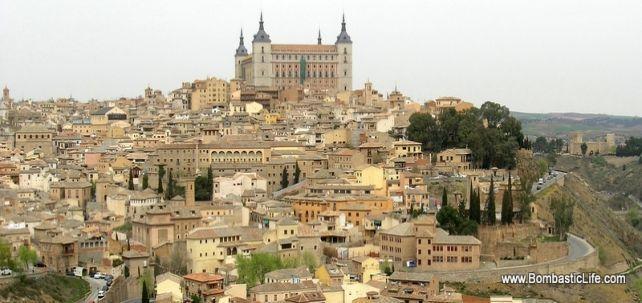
[430,236,598,283]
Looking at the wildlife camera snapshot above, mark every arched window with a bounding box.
[261,46,264,53]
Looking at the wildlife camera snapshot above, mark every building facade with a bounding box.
[235,14,353,93]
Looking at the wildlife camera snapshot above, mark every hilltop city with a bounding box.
[0,13,641,303]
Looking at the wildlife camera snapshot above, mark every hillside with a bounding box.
[0,274,90,303]
[455,167,642,303]
[512,112,642,137]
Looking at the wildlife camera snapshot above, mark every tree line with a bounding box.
[531,136,565,154]
[616,136,642,157]
[407,101,525,169]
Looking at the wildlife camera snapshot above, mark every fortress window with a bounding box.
[261,46,264,53]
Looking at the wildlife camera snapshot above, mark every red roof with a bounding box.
[183,272,224,283]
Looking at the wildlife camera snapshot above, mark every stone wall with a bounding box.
[477,223,541,256]
[430,236,598,283]
[98,276,127,303]
[530,242,568,263]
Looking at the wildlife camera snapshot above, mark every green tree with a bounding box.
[486,177,496,225]
[207,167,213,200]
[441,187,448,208]
[141,280,149,303]
[236,253,285,287]
[157,165,165,194]
[190,295,202,303]
[142,173,149,190]
[17,245,38,270]
[501,188,511,225]
[124,265,130,278]
[293,163,301,184]
[406,112,443,152]
[533,136,549,153]
[581,143,588,157]
[280,167,289,189]
[195,175,210,201]
[503,173,514,224]
[437,205,461,234]
[380,260,393,276]
[469,187,481,224]
[437,204,478,235]
[128,169,135,190]
[301,251,317,273]
[0,240,16,270]
[516,150,538,222]
[457,199,466,218]
[165,171,174,200]
[551,195,575,240]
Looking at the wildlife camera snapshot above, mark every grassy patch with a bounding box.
[0,274,90,303]
[540,234,562,242]
[634,277,642,299]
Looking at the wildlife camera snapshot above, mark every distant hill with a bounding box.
[512,112,642,137]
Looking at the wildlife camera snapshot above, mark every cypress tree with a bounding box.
[166,171,174,200]
[280,167,289,189]
[207,167,213,200]
[486,177,496,225]
[128,169,135,190]
[293,163,301,184]
[142,173,149,189]
[441,187,448,208]
[141,280,149,303]
[469,186,481,224]
[157,165,165,194]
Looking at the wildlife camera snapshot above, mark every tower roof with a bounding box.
[252,12,271,43]
[235,29,248,56]
[317,29,322,45]
[335,14,352,44]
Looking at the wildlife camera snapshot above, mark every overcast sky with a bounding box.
[1,0,641,115]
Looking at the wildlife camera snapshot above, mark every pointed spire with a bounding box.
[336,13,352,44]
[253,11,271,43]
[235,27,248,56]
[317,29,322,45]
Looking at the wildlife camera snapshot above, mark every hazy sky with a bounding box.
[1,0,641,115]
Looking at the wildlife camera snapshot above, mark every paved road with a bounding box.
[83,277,106,303]
[532,170,565,195]
[566,233,594,261]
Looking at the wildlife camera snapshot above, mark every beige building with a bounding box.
[434,148,473,173]
[14,125,54,156]
[155,272,184,303]
[379,216,481,271]
[235,14,352,93]
[183,272,225,303]
[190,77,230,111]
[568,132,615,156]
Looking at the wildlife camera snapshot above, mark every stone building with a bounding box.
[182,272,225,303]
[568,132,615,156]
[190,77,230,111]
[14,125,54,156]
[235,13,353,93]
[38,234,78,273]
